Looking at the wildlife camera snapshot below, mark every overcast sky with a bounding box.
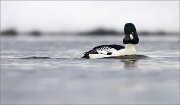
[1,1,179,32]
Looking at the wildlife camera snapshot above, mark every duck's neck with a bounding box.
[124,44,137,55]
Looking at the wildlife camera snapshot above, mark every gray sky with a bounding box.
[1,1,179,32]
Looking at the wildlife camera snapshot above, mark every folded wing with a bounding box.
[82,44,124,58]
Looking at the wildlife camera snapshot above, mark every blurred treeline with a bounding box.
[0,28,179,36]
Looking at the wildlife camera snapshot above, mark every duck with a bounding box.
[82,23,139,59]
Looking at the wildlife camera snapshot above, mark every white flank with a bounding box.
[89,54,112,59]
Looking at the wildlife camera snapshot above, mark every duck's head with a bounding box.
[123,23,139,44]
[124,23,137,35]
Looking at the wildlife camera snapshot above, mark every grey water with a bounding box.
[1,35,179,104]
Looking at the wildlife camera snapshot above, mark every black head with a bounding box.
[123,23,139,44]
[124,23,137,35]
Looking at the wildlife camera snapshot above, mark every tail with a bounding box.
[82,53,90,59]
[81,50,98,59]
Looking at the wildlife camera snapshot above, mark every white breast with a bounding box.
[112,44,137,56]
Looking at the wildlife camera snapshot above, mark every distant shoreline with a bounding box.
[0,28,179,36]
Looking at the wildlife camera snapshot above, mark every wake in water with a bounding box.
[104,55,149,59]
[18,55,149,60]
[19,56,54,59]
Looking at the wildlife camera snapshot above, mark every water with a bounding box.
[1,35,179,104]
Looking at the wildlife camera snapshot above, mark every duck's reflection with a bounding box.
[121,59,138,69]
[118,55,149,69]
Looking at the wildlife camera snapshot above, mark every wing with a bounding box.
[93,44,124,54]
[82,44,124,58]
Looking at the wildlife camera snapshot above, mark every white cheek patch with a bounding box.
[130,34,133,40]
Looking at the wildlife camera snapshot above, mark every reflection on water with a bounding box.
[108,55,149,69]
[121,59,137,69]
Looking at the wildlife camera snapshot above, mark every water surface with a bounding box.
[1,35,179,104]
